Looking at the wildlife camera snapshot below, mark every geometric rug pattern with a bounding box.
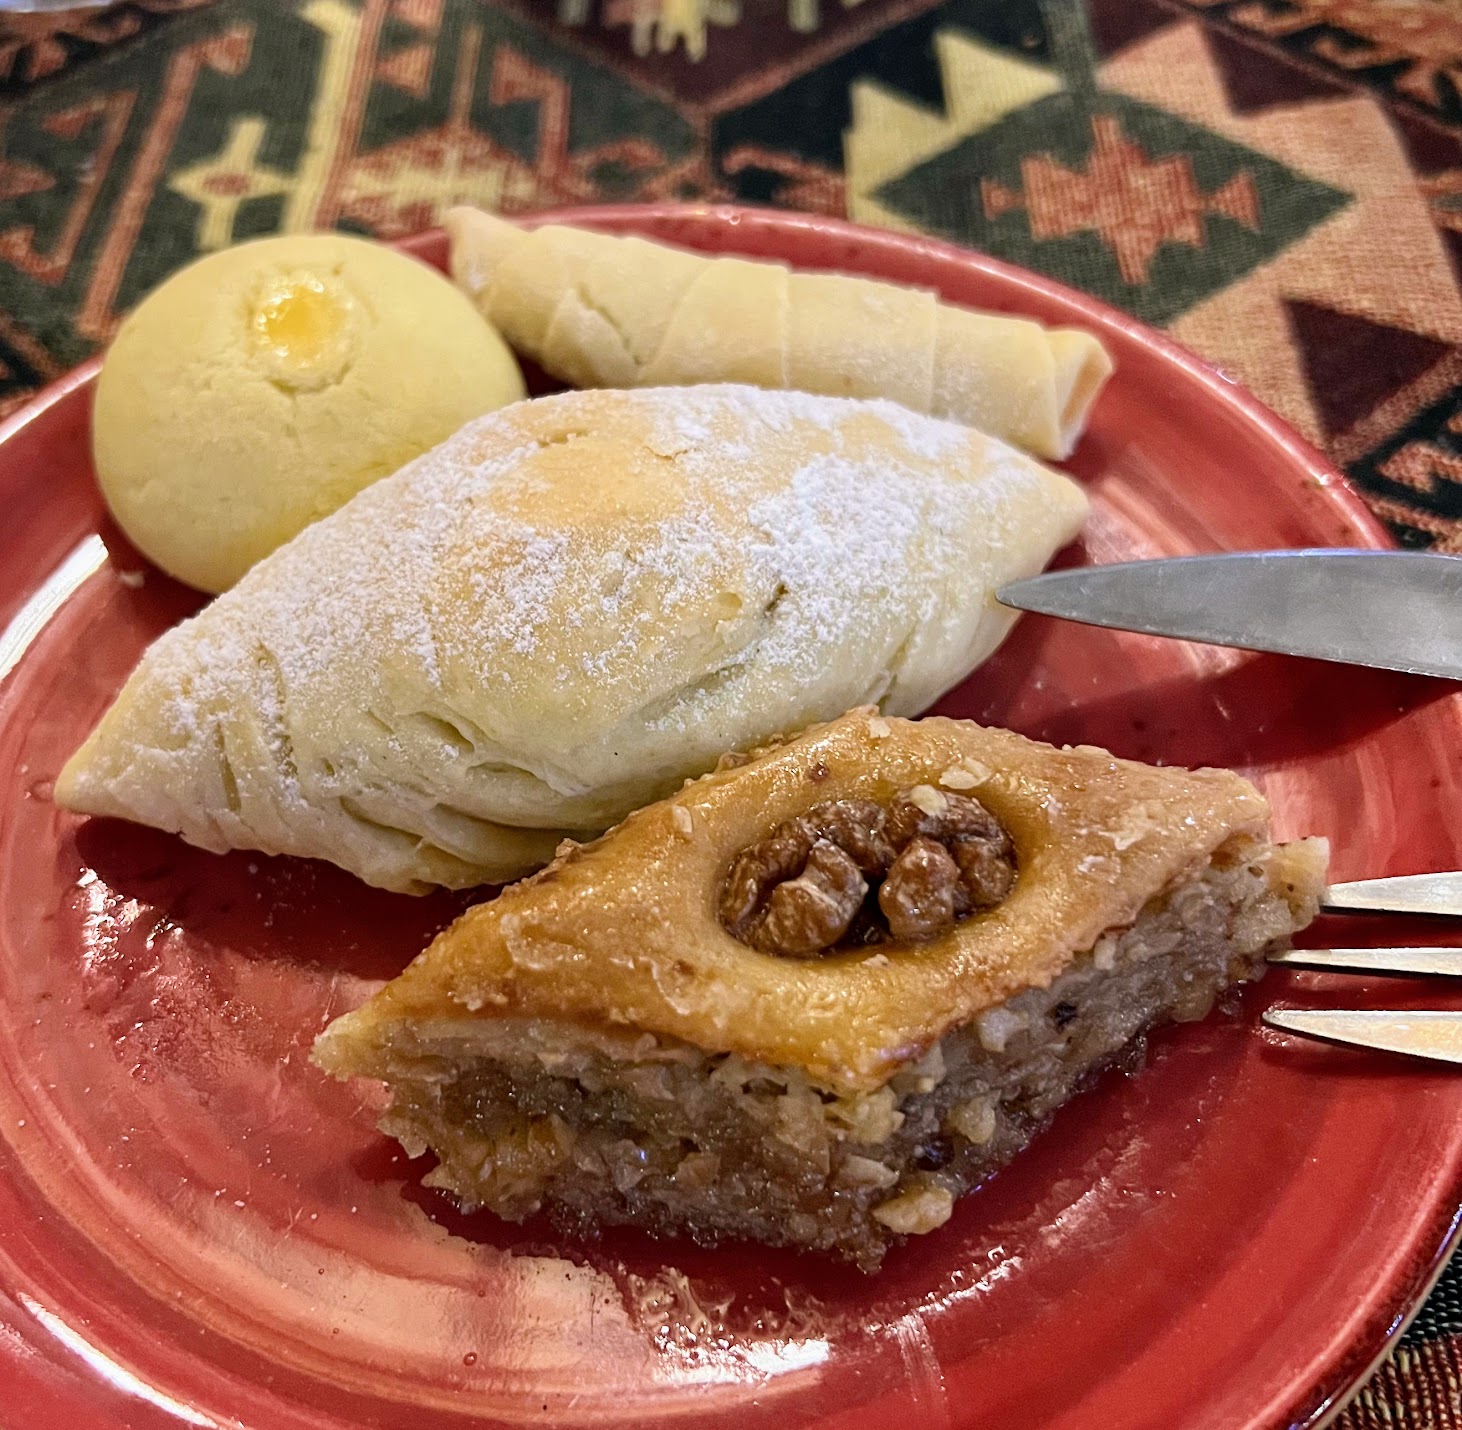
[3,0,1461,553]
[3,2,1462,1419]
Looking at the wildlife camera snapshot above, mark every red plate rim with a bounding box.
[0,204,1447,1430]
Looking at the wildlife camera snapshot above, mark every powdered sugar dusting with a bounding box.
[122,385,1041,718]
[467,526,572,657]
[864,395,974,466]
[77,384,1080,890]
[746,454,922,663]
[231,433,540,698]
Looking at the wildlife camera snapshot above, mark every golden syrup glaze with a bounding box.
[315,710,1320,1092]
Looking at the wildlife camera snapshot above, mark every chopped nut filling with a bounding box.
[719,788,1015,956]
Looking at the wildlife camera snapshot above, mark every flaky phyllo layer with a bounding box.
[314,712,1326,1269]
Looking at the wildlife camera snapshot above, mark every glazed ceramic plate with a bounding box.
[2,207,1461,1430]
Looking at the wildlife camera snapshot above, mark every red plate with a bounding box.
[2,206,1460,1430]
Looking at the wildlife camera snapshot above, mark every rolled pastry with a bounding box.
[447,206,1114,460]
[56,385,1087,893]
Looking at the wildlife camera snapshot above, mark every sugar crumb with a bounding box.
[908,784,947,816]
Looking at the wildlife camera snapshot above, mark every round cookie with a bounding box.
[93,233,526,593]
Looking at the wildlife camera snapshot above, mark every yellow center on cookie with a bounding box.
[250,270,359,390]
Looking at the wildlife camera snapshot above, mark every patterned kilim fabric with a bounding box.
[2,0,1461,1419]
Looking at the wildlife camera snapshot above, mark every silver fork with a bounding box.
[1263,873,1462,1064]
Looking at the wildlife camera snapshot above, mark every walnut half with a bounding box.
[719,787,1015,958]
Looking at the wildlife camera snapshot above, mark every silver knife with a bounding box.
[997,550,1462,680]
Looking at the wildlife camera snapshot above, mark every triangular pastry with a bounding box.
[56,385,1087,893]
[313,711,1326,1269]
[446,207,1114,460]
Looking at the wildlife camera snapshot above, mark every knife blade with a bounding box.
[1263,1008,1462,1064]
[997,550,1462,680]
[1323,872,1462,917]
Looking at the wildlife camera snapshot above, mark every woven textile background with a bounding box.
[2,0,1461,1421]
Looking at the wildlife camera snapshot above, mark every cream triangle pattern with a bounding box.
[845,30,1062,232]
[1102,19,1462,444]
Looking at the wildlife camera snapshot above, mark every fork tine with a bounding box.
[1270,947,1462,976]
[1263,1008,1462,1064]
[1324,873,1462,917]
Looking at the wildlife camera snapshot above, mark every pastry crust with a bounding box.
[316,710,1320,1091]
[56,386,1087,893]
[447,207,1114,460]
[313,711,1325,1267]
[92,233,525,594]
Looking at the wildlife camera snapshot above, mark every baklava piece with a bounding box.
[313,711,1326,1270]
